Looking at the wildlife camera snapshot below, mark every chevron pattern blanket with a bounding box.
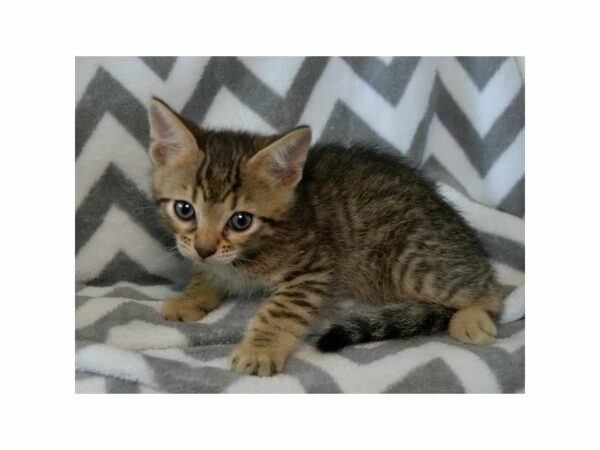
[75,57,525,393]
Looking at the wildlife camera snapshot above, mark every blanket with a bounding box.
[75,57,525,393]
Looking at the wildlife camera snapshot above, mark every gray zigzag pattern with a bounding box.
[182,57,330,131]
[75,284,524,393]
[317,71,524,212]
[457,57,508,90]
[87,252,174,287]
[342,56,421,105]
[76,288,524,393]
[140,57,177,81]
[75,56,524,286]
[75,164,170,253]
[76,67,149,159]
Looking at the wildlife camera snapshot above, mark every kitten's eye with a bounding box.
[228,211,253,231]
[174,201,195,221]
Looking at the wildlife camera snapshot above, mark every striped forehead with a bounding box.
[195,134,247,203]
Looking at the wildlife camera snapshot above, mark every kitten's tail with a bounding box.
[316,302,454,352]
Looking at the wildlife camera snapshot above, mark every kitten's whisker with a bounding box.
[136,245,181,264]
[231,256,253,263]
[154,251,182,264]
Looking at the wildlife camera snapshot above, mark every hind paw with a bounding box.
[449,306,497,346]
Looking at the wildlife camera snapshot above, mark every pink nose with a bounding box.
[195,245,216,259]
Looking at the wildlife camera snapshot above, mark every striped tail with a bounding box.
[316,302,454,352]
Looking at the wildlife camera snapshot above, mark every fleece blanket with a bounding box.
[75,57,525,393]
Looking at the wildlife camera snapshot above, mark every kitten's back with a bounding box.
[294,142,495,305]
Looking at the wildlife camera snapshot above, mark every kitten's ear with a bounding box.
[148,98,198,166]
[247,126,312,187]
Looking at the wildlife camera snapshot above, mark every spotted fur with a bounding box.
[148,98,503,377]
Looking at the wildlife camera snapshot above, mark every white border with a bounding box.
[4,0,600,448]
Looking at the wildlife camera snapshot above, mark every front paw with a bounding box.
[229,343,287,377]
[161,297,210,322]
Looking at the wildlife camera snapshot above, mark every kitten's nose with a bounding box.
[195,245,216,259]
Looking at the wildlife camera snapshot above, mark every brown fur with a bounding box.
[162,271,225,322]
[148,98,504,377]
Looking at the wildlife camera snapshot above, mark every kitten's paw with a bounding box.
[449,306,497,346]
[229,344,286,377]
[161,297,210,322]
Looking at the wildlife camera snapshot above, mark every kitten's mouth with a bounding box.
[205,253,239,265]
[194,257,229,266]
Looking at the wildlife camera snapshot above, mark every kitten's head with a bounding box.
[148,98,311,265]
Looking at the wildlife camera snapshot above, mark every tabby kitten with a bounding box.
[148,98,503,377]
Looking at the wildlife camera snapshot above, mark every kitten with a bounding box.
[148,98,503,377]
